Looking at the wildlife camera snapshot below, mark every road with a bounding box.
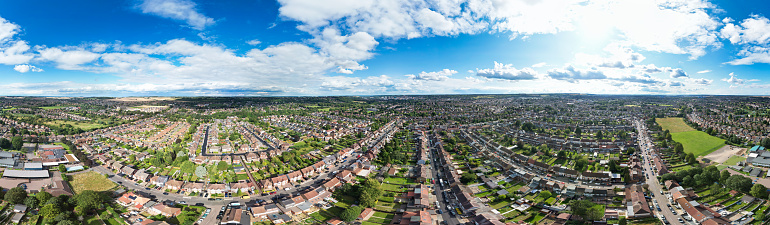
[429,134,462,225]
[635,120,690,225]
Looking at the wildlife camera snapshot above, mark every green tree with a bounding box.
[56,220,75,225]
[11,136,23,150]
[568,200,595,218]
[586,206,604,221]
[24,196,38,209]
[619,218,627,225]
[757,213,766,223]
[726,175,753,193]
[0,138,11,149]
[339,206,362,222]
[460,173,478,184]
[709,183,723,195]
[217,161,229,171]
[750,184,768,199]
[58,164,67,172]
[74,190,102,212]
[720,170,731,183]
[54,211,73,222]
[36,191,53,204]
[687,153,697,164]
[40,204,62,220]
[5,187,27,204]
[181,161,195,174]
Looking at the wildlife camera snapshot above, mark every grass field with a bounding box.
[45,120,106,130]
[656,117,696,133]
[724,155,747,166]
[69,171,117,194]
[672,131,726,157]
[40,106,72,110]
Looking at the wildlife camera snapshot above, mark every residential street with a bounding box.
[635,120,689,225]
[89,150,361,225]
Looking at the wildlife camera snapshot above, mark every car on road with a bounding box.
[208,198,215,201]
[678,218,684,223]
[437,209,443,214]
[178,201,186,205]
[162,192,168,195]
[145,187,150,190]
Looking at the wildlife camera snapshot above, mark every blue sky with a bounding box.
[1,0,770,96]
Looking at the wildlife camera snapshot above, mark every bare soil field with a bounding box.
[702,145,745,163]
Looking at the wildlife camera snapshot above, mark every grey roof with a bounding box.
[296,201,312,211]
[0,151,14,158]
[2,170,49,178]
[750,168,763,177]
[0,158,16,166]
[751,157,770,166]
[23,163,43,169]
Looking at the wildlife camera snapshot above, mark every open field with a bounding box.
[656,117,696,133]
[40,105,72,110]
[130,105,169,109]
[723,155,747,166]
[46,120,107,130]
[70,171,117,194]
[672,131,726,157]
[109,97,177,102]
[703,145,744,164]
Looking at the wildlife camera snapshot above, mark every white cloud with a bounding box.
[475,62,538,81]
[320,75,394,91]
[37,47,101,70]
[532,62,547,68]
[137,0,215,30]
[688,78,712,85]
[311,28,378,74]
[696,70,711,74]
[669,68,688,78]
[720,15,770,45]
[721,72,758,86]
[406,69,457,81]
[0,17,33,65]
[595,0,721,59]
[721,15,770,65]
[246,39,261,46]
[547,65,606,81]
[13,64,42,73]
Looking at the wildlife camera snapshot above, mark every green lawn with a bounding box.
[724,155,747,166]
[373,212,394,219]
[236,173,249,180]
[671,131,726,157]
[40,105,72,110]
[69,171,118,194]
[84,215,103,225]
[491,200,512,209]
[45,120,107,130]
[382,183,405,192]
[656,117,696,133]
[383,177,409,185]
